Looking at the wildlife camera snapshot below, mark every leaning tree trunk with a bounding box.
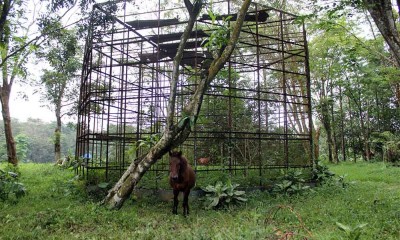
[103,0,253,210]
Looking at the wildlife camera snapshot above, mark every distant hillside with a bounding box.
[0,118,76,163]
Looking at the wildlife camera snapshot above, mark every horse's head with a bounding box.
[169,151,187,182]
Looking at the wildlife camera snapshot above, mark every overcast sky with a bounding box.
[10,85,55,122]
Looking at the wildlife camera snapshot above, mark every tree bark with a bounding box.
[339,85,346,161]
[0,84,18,166]
[54,83,65,164]
[55,112,62,164]
[314,125,321,161]
[320,100,334,163]
[329,79,339,163]
[103,0,253,210]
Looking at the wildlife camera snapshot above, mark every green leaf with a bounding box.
[178,116,190,128]
[235,197,247,202]
[234,190,245,196]
[97,182,109,189]
[210,197,220,207]
[336,222,352,233]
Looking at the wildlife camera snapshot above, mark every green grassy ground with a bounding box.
[0,162,399,239]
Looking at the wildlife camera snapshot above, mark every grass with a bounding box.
[0,161,399,239]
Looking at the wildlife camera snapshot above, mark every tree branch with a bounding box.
[0,16,86,69]
[166,0,203,131]
[183,0,252,117]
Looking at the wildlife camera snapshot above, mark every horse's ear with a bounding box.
[169,150,172,156]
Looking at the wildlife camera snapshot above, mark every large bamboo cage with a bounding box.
[75,0,313,188]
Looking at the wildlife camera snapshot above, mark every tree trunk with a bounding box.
[103,0,253,210]
[329,80,339,163]
[339,85,346,161]
[314,125,321,161]
[0,84,17,165]
[347,96,357,162]
[55,115,62,164]
[358,105,368,161]
[319,77,334,163]
[54,95,63,164]
[320,99,335,163]
[364,100,371,160]
[323,120,334,163]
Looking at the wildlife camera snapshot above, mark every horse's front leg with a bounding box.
[172,189,179,215]
[183,189,190,216]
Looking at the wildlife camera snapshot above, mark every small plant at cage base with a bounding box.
[56,152,76,169]
[312,161,349,188]
[336,222,368,240]
[311,161,336,185]
[272,170,310,195]
[0,168,26,203]
[202,180,247,209]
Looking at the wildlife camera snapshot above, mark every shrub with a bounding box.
[272,170,310,195]
[312,161,336,184]
[0,168,26,202]
[202,180,247,209]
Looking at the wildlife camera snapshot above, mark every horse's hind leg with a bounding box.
[172,189,179,215]
[183,189,190,216]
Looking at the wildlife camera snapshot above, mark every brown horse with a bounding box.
[169,151,196,216]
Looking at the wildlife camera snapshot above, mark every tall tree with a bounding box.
[36,24,80,163]
[0,1,37,165]
[103,0,253,210]
[0,0,93,166]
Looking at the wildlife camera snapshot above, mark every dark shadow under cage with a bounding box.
[75,0,314,188]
